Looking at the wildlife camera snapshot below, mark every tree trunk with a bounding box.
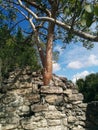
[43,2,58,85]
[43,23,54,85]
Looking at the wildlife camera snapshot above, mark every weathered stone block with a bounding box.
[47,119,61,126]
[18,105,30,113]
[64,89,72,96]
[66,104,72,109]
[44,111,66,119]
[45,95,58,104]
[78,103,87,108]
[37,119,47,127]
[72,89,79,94]
[72,101,82,105]
[35,128,48,130]
[45,95,63,105]
[67,116,77,123]
[62,118,68,126]
[32,84,39,93]
[14,88,33,96]
[2,124,18,130]
[26,94,40,103]
[48,105,57,111]
[48,126,67,130]
[68,93,84,101]
[21,119,37,130]
[31,104,48,112]
[41,86,63,94]
[75,121,86,127]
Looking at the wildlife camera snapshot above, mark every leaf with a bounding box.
[80,13,86,26]
[84,4,93,13]
[64,8,70,15]
[94,4,98,16]
[80,11,93,27]
[80,19,86,26]
[85,12,93,27]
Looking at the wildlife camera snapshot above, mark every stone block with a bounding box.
[72,89,79,94]
[47,119,61,126]
[64,89,72,96]
[18,105,30,113]
[37,119,47,127]
[45,95,58,104]
[72,101,82,105]
[14,88,33,96]
[2,124,18,130]
[31,104,48,112]
[75,121,86,127]
[78,103,87,108]
[68,93,83,101]
[35,128,48,130]
[32,84,39,93]
[48,126,67,130]
[21,120,37,130]
[44,111,66,119]
[67,116,77,123]
[41,86,63,94]
[45,95,63,105]
[62,118,68,126]
[26,94,40,103]
[48,105,57,111]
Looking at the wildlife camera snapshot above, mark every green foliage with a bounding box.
[76,73,98,103]
[94,4,98,16]
[0,27,41,78]
[84,4,93,13]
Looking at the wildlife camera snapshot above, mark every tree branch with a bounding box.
[22,0,51,17]
[18,0,98,42]
[29,17,45,67]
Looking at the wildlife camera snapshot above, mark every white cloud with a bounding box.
[67,61,83,69]
[72,71,93,83]
[53,43,98,81]
[87,54,98,66]
[67,54,98,69]
[53,62,61,72]
[61,43,98,67]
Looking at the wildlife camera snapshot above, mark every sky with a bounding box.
[53,42,98,83]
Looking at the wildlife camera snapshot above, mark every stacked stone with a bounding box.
[0,67,97,130]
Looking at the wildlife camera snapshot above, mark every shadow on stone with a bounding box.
[86,101,98,130]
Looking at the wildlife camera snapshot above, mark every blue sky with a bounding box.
[53,42,98,83]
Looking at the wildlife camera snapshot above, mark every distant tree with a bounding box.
[0,25,41,77]
[76,73,98,103]
[1,0,98,85]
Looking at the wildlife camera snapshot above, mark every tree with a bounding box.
[1,0,98,85]
[0,24,41,77]
[76,73,98,102]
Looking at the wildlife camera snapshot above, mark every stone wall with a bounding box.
[0,67,98,130]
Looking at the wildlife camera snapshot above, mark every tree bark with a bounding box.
[43,23,54,85]
[43,1,58,85]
